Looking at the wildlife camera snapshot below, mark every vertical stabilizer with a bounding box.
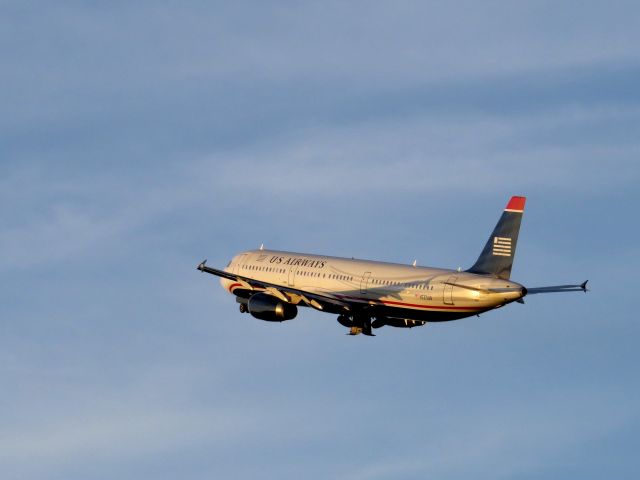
[467,196,526,279]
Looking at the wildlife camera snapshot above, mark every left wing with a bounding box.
[196,260,353,312]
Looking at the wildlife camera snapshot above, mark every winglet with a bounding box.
[505,196,526,213]
[197,259,207,271]
[581,280,589,293]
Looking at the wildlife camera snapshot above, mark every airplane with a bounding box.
[197,196,587,336]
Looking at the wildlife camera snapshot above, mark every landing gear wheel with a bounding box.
[239,303,247,313]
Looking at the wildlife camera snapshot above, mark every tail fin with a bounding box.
[467,196,526,279]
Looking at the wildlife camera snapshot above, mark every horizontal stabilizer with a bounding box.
[526,280,588,295]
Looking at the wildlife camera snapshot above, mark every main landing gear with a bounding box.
[337,314,375,336]
[239,303,248,313]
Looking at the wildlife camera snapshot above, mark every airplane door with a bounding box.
[287,266,298,286]
[233,254,248,274]
[443,276,457,305]
[360,272,371,294]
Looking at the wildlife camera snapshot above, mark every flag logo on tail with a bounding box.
[493,237,512,257]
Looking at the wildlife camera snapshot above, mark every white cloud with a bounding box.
[199,105,640,197]
[337,388,636,479]
[2,101,637,272]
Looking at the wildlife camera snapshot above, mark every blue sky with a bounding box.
[1,1,639,479]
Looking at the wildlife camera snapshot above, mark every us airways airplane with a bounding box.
[197,196,587,336]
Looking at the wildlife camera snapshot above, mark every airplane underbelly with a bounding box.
[373,303,488,322]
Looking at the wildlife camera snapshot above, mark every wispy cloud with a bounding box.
[198,104,640,196]
[337,388,636,480]
[2,3,639,480]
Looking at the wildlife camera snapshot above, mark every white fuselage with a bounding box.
[221,249,525,322]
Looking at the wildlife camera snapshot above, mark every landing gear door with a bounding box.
[443,275,457,305]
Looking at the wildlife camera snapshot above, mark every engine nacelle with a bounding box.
[247,293,297,322]
[371,317,426,329]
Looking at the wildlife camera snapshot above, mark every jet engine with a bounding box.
[247,293,297,322]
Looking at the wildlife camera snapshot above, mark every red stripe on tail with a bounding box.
[505,196,526,212]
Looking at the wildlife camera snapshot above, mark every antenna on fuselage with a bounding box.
[259,243,264,250]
